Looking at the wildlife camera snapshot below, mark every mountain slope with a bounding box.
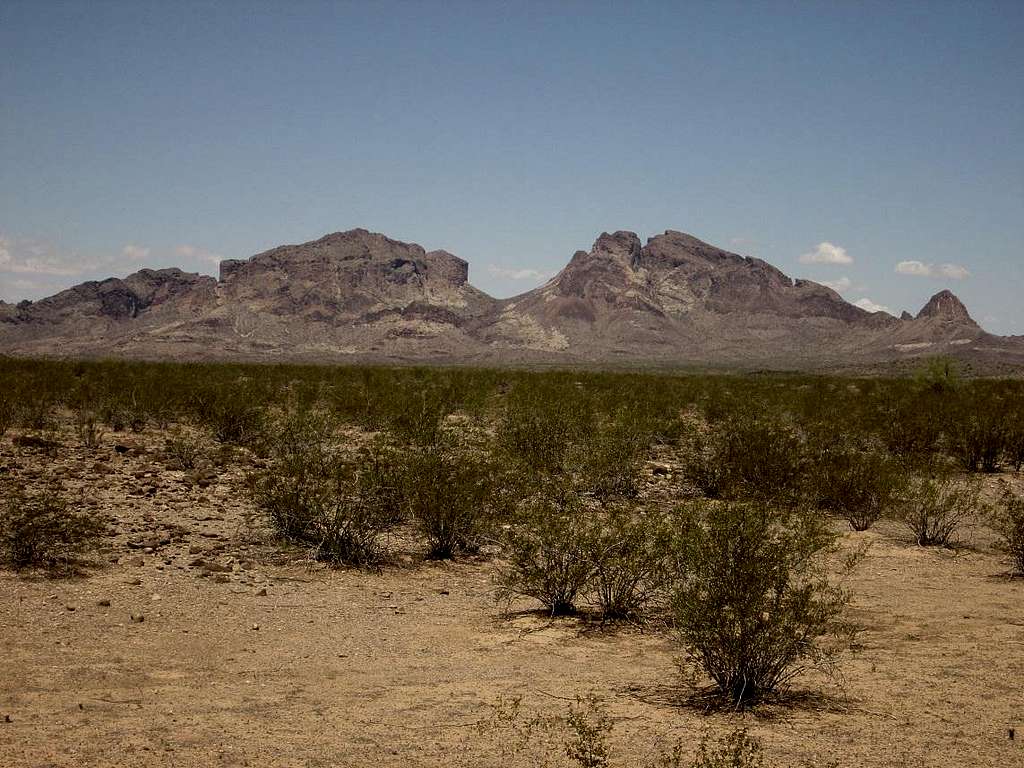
[1,227,1021,371]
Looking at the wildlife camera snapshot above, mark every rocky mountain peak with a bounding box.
[916,290,977,325]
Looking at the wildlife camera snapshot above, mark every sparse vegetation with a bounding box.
[0,485,107,573]
[247,409,400,565]
[992,485,1024,574]
[899,475,980,547]
[497,486,600,616]
[670,501,849,707]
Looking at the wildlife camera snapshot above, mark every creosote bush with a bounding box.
[0,485,107,573]
[588,508,674,621]
[471,694,769,768]
[899,475,979,547]
[811,444,905,531]
[992,484,1024,574]
[405,442,510,559]
[683,416,806,505]
[690,729,764,768]
[671,501,849,707]
[248,409,400,566]
[496,486,599,616]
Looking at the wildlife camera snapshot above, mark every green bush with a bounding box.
[496,486,599,616]
[992,485,1024,574]
[405,443,509,559]
[811,444,905,531]
[0,397,13,437]
[0,486,107,572]
[670,501,848,707]
[196,389,264,445]
[587,508,673,621]
[164,430,205,470]
[946,395,1007,473]
[899,476,979,547]
[574,416,650,501]
[691,729,764,768]
[683,417,806,505]
[248,409,400,566]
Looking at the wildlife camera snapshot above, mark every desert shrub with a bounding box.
[19,395,54,431]
[1005,408,1024,472]
[992,485,1024,574]
[496,486,599,616]
[811,444,905,531]
[564,695,613,768]
[248,409,400,565]
[405,443,510,559]
[670,501,848,707]
[196,390,264,445]
[75,409,104,449]
[164,430,204,470]
[587,508,674,621]
[0,397,13,437]
[0,486,107,572]
[898,475,979,547]
[689,729,764,768]
[945,394,1007,473]
[683,416,806,505]
[496,383,595,479]
[914,356,961,394]
[574,416,650,501]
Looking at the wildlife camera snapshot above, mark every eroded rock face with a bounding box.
[0,227,1017,371]
[217,229,492,325]
[4,270,216,326]
[916,290,978,325]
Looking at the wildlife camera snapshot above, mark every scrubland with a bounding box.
[1,357,1022,767]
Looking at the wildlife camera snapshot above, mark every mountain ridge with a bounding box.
[2,228,1021,373]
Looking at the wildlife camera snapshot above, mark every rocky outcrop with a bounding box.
[1,227,1020,371]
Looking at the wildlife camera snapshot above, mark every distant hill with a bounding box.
[2,228,1022,373]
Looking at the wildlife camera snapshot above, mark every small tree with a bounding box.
[671,501,849,707]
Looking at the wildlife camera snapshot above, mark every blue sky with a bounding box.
[2,1,1022,332]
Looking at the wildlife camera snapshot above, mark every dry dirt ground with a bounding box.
[1,422,1023,767]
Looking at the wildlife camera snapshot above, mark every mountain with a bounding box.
[2,228,1022,372]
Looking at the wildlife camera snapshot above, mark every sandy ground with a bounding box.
[1,424,1023,767]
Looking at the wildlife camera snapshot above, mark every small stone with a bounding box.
[255,588,267,597]
[97,599,111,607]
[130,613,145,623]
[125,578,142,586]
[251,623,260,631]
[65,605,76,612]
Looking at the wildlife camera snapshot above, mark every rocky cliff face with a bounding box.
[1,227,1019,371]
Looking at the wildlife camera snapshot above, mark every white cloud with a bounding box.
[854,298,893,315]
[939,263,970,280]
[487,265,553,281]
[895,260,931,276]
[799,242,852,265]
[820,276,852,292]
[121,244,151,261]
[0,235,92,276]
[895,260,970,280]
